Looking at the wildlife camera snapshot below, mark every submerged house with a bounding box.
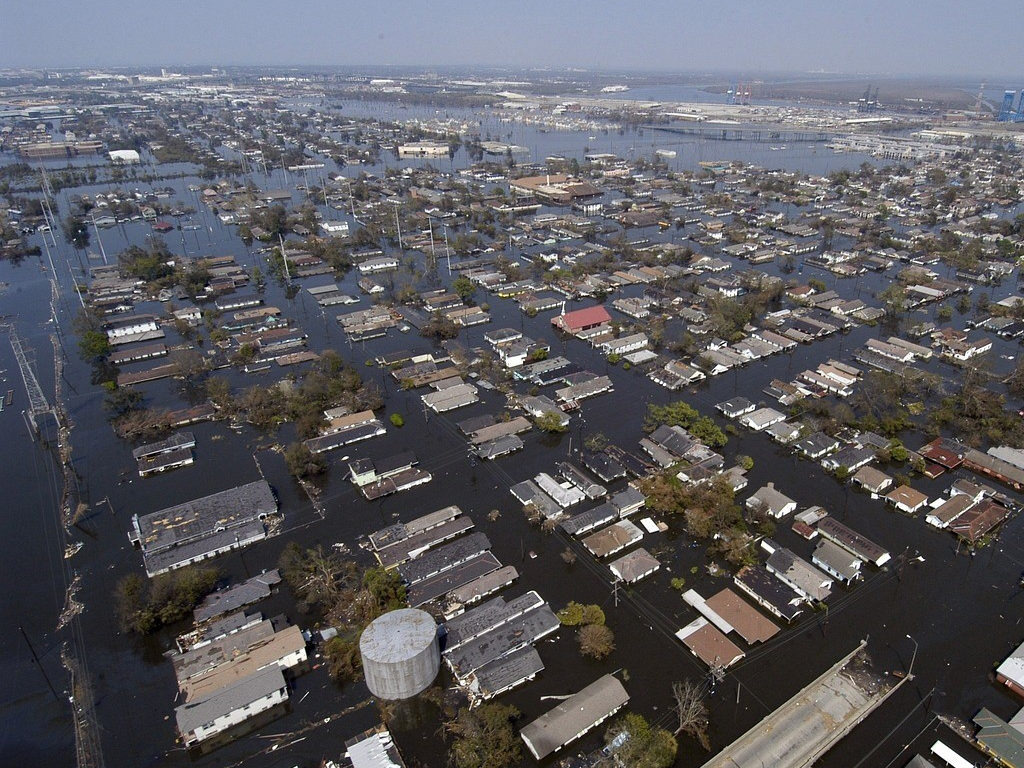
[130,480,278,577]
[520,675,629,760]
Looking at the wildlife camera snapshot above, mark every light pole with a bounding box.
[906,634,918,678]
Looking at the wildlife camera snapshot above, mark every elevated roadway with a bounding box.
[702,639,910,768]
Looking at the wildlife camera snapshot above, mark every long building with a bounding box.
[520,675,629,760]
[130,480,278,577]
[175,665,287,749]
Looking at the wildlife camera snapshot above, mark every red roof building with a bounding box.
[918,437,967,469]
[551,305,612,334]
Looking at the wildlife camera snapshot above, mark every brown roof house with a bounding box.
[885,485,929,515]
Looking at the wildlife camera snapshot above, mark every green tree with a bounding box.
[605,713,678,768]
[117,242,175,283]
[323,635,362,682]
[452,275,477,302]
[878,283,907,316]
[360,567,407,619]
[258,204,288,238]
[446,703,522,768]
[644,401,727,447]
[420,313,460,340]
[78,329,111,362]
[557,602,605,626]
[284,442,327,478]
[114,567,220,634]
[535,411,568,433]
[62,214,90,250]
[104,386,143,417]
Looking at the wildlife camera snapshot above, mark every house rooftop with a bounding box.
[175,665,285,738]
[520,675,629,760]
[133,480,277,558]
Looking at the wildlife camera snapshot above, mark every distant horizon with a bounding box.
[0,63,1019,90]
[3,1,1022,81]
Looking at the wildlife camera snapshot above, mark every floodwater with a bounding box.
[2,101,1023,768]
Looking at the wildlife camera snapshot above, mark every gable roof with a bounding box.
[553,305,611,331]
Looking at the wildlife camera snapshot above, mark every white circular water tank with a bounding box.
[360,608,439,700]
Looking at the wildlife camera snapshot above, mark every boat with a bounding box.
[64,542,83,559]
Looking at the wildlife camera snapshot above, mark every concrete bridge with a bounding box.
[702,639,911,768]
[646,124,833,143]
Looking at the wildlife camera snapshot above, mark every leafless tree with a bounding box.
[672,679,710,750]
[579,624,615,660]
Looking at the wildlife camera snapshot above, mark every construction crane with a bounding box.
[857,85,879,113]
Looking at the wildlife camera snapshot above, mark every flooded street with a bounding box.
[2,97,1024,768]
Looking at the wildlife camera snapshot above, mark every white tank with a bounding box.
[360,608,439,700]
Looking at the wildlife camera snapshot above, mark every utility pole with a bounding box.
[906,634,918,679]
[444,225,452,274]
[277,233,291,283]
[18,625,61,704]
[393,202,403,250]
[428,218,436,269]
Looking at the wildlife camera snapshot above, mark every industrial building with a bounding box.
[508,174,602,205]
